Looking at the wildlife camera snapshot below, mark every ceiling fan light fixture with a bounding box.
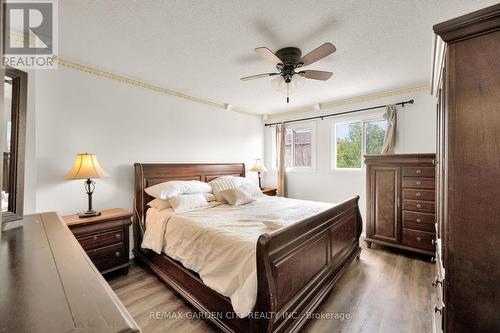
[271,76,297,95]
[293,74,306,90]
[271,76,285,92]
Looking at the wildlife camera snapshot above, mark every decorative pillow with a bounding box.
[203,193,216,202]
[145,180,212,199]
[209,177,240,202]
[261,220,289,230]
[240,182,263,197]
[168,193,209,213]
[220,188,255,206]
[147,198,171,210]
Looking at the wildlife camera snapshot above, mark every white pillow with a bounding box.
[220,188,255,206]
[147,198,171,210]
[240,182,263,197]
[203,193,216,202]
[168,193,209,213]
[209,177,240,202]
[262,220,288,230]
[145,180,212,199]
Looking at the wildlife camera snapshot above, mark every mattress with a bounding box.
[141,195,334,317]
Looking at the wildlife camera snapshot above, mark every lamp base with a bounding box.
[78,210,101,218]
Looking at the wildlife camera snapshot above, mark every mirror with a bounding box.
[3,68,27,222]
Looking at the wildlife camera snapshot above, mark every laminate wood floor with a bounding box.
[108,243,434,333]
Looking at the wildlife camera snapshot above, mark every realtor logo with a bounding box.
[3,0,58,69]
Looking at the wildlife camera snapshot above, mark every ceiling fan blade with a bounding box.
[255,47,283,65]
[240,73,277,81]
[299,42,336,66]
[302,70,333,81]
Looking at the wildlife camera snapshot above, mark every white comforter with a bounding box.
[141,195,333,317]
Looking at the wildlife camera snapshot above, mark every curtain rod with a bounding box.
[264,99,414,127]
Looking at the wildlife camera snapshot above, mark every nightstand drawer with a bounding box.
[63,208,132,275]
[87,243,126,271]
[78,229,123,251]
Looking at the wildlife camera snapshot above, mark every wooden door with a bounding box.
[368,166,400,243]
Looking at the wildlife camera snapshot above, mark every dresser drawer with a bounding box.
[78,229,124,251]
[403,211,435,232]
[403,188,435,201]
[402,166,435,178]
[403,177,435,189]
[403,199,436,213]
[87,243,126,271]
[402,229,435,251]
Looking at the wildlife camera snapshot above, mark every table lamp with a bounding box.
[250,158,267,189]
[64,153,109,218]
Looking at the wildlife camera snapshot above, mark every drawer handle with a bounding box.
[416,237,422,242]
[416,192,422,197]
[115,251,121,258]
[115,233,121,239]
[416,218,422,223]
[434,306,443,315]
[416,181,422,185]
[416,169,422,174]
[432,276,443,287]
[92,235,98,240]
[416,204,422,208]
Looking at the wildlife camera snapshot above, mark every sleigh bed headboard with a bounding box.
[133,163,245,247]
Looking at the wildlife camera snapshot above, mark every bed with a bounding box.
[133,163,362,333]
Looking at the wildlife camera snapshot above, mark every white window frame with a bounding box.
[331,112,386,171]
[272,121,317,172]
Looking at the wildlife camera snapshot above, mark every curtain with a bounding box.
[275,122,286,197]
[381,104,397,154]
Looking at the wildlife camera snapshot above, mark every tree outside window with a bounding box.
[335,120,386,169]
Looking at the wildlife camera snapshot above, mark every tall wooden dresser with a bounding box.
[364,154,436,257]
[431,4,500,332]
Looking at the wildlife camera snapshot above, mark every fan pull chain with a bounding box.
[286,82,290,103]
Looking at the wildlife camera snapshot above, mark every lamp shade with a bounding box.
[250,158,267,172]
[64,153,109,180]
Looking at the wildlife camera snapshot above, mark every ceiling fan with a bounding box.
[240,42,336,103]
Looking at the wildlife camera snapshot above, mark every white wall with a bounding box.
[263,90,436,232]
[28,67,263,215]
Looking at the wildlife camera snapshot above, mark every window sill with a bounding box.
[331,167,365,173]
[286,167,316,174]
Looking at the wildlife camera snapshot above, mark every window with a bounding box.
[335,119,386,169]
[275,123,315,170]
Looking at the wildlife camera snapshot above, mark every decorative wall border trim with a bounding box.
[56,58,261,118]
[266,83,430,120]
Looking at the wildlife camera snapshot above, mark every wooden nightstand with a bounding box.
[262,188,277,196]
[63,208,132,275]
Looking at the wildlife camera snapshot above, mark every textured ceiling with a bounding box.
[59,0,498,114]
